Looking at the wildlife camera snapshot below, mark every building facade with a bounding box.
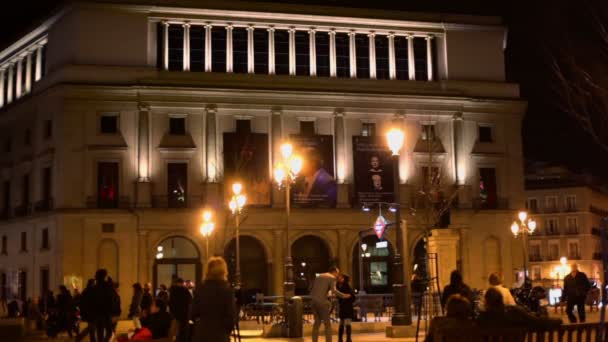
[525,165,608,287]
[0,1,527,314]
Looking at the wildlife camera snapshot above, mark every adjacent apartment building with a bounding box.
[0,0,527,313]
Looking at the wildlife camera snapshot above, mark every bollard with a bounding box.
[288,296,303,338]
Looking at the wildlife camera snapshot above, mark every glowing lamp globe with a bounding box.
[232,182,243,196]
[289,155,303,175]
[280,143,293,160]
[511,222,519,236]
[386,128,405,156]
[518,211,528,222]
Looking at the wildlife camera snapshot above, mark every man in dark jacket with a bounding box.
[140,283,153,317]
[141,299,173,339]
[563,263,591,323]
[169,278,192,342]
[90,269,116,342]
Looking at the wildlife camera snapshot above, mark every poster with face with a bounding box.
[223,132,270,205]
[290,135,337,208]
[353,136,395,205]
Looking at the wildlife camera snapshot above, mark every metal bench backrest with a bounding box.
[434,323,605,342]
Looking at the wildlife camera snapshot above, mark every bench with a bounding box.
[434,323,606,342]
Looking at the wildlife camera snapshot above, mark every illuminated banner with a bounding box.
[353,136,395,205]
[290,135,337,208]
[223,132,270,205]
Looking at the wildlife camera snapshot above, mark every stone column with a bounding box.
[271,108,285,207]
[407,35,415,80]
[25,53,32,94]
[268,27,275,75]
[204,24,212,72]
[368,32,376,79]
[247,25,255,74]
[183,22,190,71]
[388,33,396,80]
[15,59,22,99]
[273,230,285,295]
[205,105,221,205]
[348,31,357,78]
[162,21,169,71]
[136,105,152,208]
[334,109,349,208]
[338,230,349,275]
[6,64,13,104]
[426,35,434,81]
[226,25,233,73]
[288,28,296,76]
[35,45,43,81]
[452,112,471,207]
[0,69,5,107]
[308,29,316,76]
[427,229,460,290]
[329,30,337,77]
[138,230,150,283]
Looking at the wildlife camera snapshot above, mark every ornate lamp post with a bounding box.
[200,209,215,261]
[273,142,303,299]
[385,127,411,326]
[511,211,537,282]
[229,182,246,289]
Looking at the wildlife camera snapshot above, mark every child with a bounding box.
[337,274,356,342]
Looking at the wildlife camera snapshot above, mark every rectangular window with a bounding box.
[479,168,498,209]
[530,244,541,261]
[232,28,248,74]
[569,241,580,259]
[413,37,428,81]
[168,163,188,208]
[394,36,409,80]
[235,119,251,134]
[40,268,49,295]
[274,30,289,75]
[546,218,559,235]
[41,228,49,249]
[361,123,376,137]
[549,243,559,260]
[566,195,576,211]
[253,29,269,74]
[567,217,578,234]
[168,24,184,71]
[421,124,435,141]
[100,114,118,134]
[156,22,164,69]
[21,61,27,94]
[315,32,330,77]
[527,198,538,213]
[42,167,52,201]
[1,236,6,254]
[97,162,119,208]
[375,35,389,80]
[20,231,27,252]
[335,33,349,78]
[24,129,31,145]
[31,51,38,85]
[295,31,310,76]
[18,270,26,301]
[533,266,541,281]
[355,34,370,78]
[22,174,30,206]
[546,196,558,212]
[44,120,52,140]
[189,25,205,72]
[1,181,9,217]
[299,121,315,136]
[41,45,47,77]
[169,117,186,135]
[211,27,227,72]
[479,125,493,143]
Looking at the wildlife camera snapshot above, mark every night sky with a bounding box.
[1,0,606,178]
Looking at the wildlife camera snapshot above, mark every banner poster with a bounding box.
[290,135,337,208]
[353,136,395,205]
[223,132,270,205]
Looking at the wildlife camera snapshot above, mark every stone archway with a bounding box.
[292,235,332,295]
[153,236,202,290]
[98,239,119,282]
[224,235,269,298]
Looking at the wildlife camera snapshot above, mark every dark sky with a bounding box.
[1,0,606,177]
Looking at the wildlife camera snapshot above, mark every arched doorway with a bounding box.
[98,239,119,282]
[352,235,394,293]
[154,236,202,290]
[224,236,268,298]
[292,235,332,295]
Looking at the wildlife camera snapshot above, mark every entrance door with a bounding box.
[292,236,332,295]
[154,237,201,290]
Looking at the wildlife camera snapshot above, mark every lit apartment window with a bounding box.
[546,196,558,212]
[361,123,376,137]
[421,124,435,141]
[100,114,118,134]
[169,117,186,135]
[532,266,541,281]
[548,243,559,260]
[565,195,577,211]
[546,218,559,235]
[478,125,493,143]
[168,163,188,208]
[568,241,580,259]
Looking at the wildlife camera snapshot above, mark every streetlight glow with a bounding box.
[237,194,247,208]
[232,182,243,196]
[280,142,293,160]
[289,155,303,175]
[518,211,528,222]
[511,222,519,236]
[560,256,568,266]
[274,166,286,184]
[386,127,405,156]
[528,219,537,233]
[203,210,212,222]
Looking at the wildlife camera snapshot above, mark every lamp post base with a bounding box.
[385,324,417,338]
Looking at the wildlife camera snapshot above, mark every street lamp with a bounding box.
[229,182,246,290]
[273,142,303,300]
[200,210,215,261]
[385,127,411,326]
[511,210,537,282]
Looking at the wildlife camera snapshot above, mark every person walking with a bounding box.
[90,269,115,342]
[140,283,153,318]
[75,279,94,342]
[310,266,350,342]
[110,280,121,336]
[441,270,474,310]
[169,278,192,342]
[157,284,169,305]
[128,283,144,328]
[563,263,591,323]
[56,285,76,338]
[190,257,237,342]
[336,275,356,342]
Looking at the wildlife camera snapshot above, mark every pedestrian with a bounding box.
[140,283,153,318]
[310,266,351,342]
[91,269,115,342]
[479,273,515,310]
[128,283,143,328]
[425,294,476,342]
[563,263,591,323]
[190,256,237,342]
[110,280,121,335]
[169,278,192,342]
[140,298,173,339]
[336,274,356,342]
[56,285,76,338]
[156,284,169,305]
[76,279,95,342]
[441,270,473,310]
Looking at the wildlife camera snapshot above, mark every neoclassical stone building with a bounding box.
[0,1,527,314]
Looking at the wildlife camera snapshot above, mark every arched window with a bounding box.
[98,239,119,282]
[154,236,201,291]
[224,236,268,298]
[292,235,332,295]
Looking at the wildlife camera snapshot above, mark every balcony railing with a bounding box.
[529,255,543,262]
[13,203,32,217]
[545,229,561,236]
[564,206,578,212]
[152,195,204,209]
[472,197,509,210]
[86,196,131,209]
[34,198,54,212]
[564,228,580,235]
[568,254,581,260]
[547,255,560,261]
